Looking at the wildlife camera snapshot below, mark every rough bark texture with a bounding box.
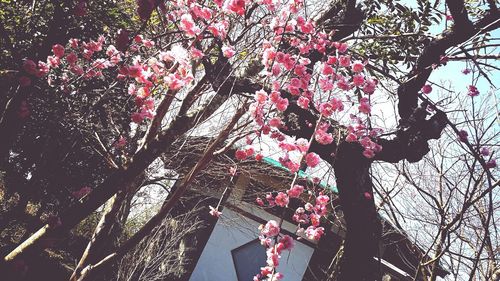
[333,142,381,280]
[69,182,137,281]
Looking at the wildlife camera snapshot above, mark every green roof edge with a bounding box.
[262,157,338,193]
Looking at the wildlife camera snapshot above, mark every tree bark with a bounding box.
[70,175,141,281]
[333,142,381,281]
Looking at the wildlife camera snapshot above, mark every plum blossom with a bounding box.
[339,55,350,67]
[351,60,364,73]
[467,85,479,97]
[458,130,468,142]
[316,194,329,206]
[315,127,333,145]
[224,0,246,15]
[287,184,304,198]
[222,45,236,58]
[275,192,289,207]
[260,220,280,237]
[486,160,497,169]
[277,235,294,252]
[358,97,371,114]
[363,78,377,94]
[421,84,432,94]
[255,153,264,161]
[115,136,127,148]
[305,152,320,168]
[52,44,65,58]
[352,74,365,87]
[235,149,248,160]
[180,14,200,37]
[480,147,490,156]
[305,226,325,241]
[209,206,222,217]
[297,96,310,109]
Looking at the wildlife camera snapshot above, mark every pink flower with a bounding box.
[467,85,479,97]
[275,98,289,112]
[209,206,222,217]
[70,65,84,75]
[304,202,313,211]
[327,56,337,64]
[352,61,364,73]
[255,90,268,103]
[36,61,50,77]
[305,152,320,168]
[297,96,309,109]
[346,133,357,142]
[458,130,468,142]
[339,55,350,67]
[316,194,329,206]
[115,136,127,148]
[235,149,247,160]
[278,235,294,251]
[222,45,236,58]
[480,147,490,156]
[180,14,200,37]
[334,42,348,53]
[322,64,334,75]
[131,112,144,123]
[52,44,65,58]
[319,102,334,116]
[363,78,377,94]
[255,153,264,161]
[421,84,432,94]
[190,47,204,59]
[224,0,246,15]
[486,160,497,169]
[266,248,280,267]
[261,220,280,237]
[315,129,333,145]
[275,192,289,207]
[47,56,61,68]
[363,149,375,159]
[256,197,264,206]
[352,74,365,87]
[269,117,282,128]
[287,185,304,198]
[331,98,344,111]
[358,97,371,114]
[310,213,321,226]
[364,192,372,200]
[69,38,79,48]
[305,226,325,241]
[245,147,255,157]
[66,52,78,65]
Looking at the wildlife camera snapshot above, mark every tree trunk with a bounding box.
[332,142,381,281]
[69,183,136,281]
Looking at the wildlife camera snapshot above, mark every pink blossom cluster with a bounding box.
[26,31,198,125]
[255,219,295,281]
